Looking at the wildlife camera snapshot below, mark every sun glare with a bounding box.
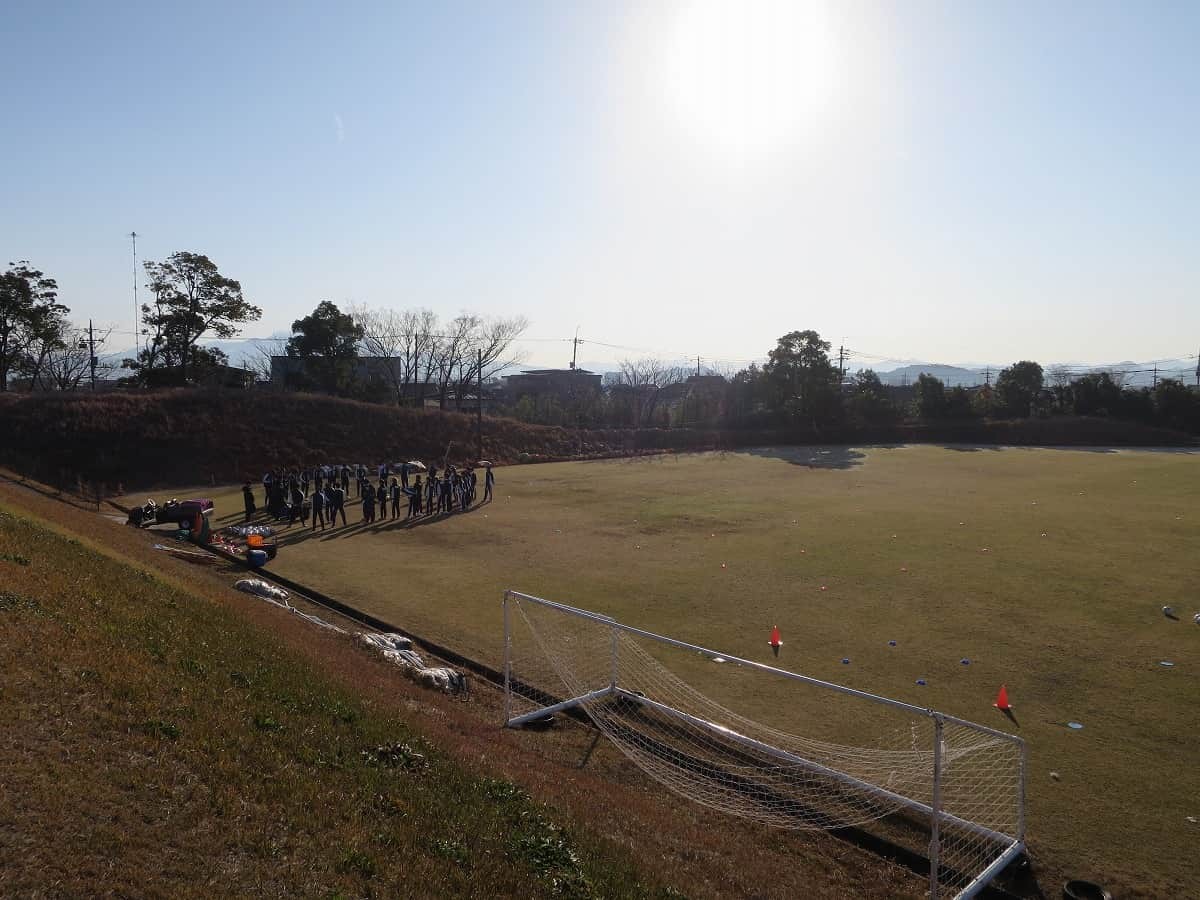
[661,0,839,162]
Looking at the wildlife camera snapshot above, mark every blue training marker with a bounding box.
[915,679,927,686]
[888,640,897,647]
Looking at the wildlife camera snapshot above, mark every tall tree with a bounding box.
[0,262,67,391]
[726,363,767,422]
[846,368,897,424]
[286,300,364,394]
[914,373,947,419]
[137,252,260,383]
[995,361,1044,417]
[1154,378,1200,432]
[762,330,840,424]
[16,305,71,390]
[1070,371,1122,416]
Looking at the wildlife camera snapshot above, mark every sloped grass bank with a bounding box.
[0,506,667,898]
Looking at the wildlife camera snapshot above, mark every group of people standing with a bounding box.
[242,461,495,531]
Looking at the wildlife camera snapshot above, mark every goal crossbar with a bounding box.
[502,590,1028,900]
[615,687,1014,848]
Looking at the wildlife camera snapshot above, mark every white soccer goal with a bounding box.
[503,590,1027,900]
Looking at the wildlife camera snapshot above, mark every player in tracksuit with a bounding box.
[483,464,495,502]
[328,483,347,526]
[311,482,326,531]
[408,476,423,517]
[362,482,375,523]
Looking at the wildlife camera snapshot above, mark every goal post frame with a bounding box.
[501,589,1027,900]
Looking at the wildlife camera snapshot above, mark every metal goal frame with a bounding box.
[502,590,1027,900]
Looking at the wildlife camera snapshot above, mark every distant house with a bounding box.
[503,368,602,401]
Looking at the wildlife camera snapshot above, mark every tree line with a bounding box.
[720,331,1199,435]
[2,253,528,404]
[510,330,1200,435]
[3,256,1198,435]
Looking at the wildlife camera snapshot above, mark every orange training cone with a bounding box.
[769,625,782,658]
[993,684,1012,711]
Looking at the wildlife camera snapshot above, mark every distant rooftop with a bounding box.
[513,368,596,376]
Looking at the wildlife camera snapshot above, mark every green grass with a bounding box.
[0,505,673,898]
[188,446,1200,896]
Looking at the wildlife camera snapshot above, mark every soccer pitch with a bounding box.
[188,445,1198,894]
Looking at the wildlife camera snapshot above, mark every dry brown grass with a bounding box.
[0,475,922,899]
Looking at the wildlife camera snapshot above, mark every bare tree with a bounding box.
[433,314,479,410]
[321,305,529,409]
[472,315,530,381]
[614,357,688,425]
[38,323,115,390]
[352,305,443,405]
[441,314,531,410]
[351,304,404,401]
[246,337,287,383]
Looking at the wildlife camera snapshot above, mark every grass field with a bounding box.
[156,445,1198,896]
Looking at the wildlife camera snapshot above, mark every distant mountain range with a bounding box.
[866,360,1197,389]
[871,364,984,387]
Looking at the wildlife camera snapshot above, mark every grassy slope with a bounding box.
[1,477,923,900]
[184,446,1199,897]
[0,506,672,898]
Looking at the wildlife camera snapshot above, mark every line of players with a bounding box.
[243,463,495,530]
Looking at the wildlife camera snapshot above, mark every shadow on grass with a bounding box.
[734,446,870,469]
[577,730,602,769]
[255,499,494,547]
[997,707,1020,729]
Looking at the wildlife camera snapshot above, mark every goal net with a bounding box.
[503,590,1026,900]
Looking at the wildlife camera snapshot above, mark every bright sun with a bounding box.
[660,0,839,162]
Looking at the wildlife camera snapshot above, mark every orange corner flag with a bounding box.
[993,684,1012,711]
[769,625,782,657]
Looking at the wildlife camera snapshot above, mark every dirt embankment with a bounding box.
[0,388,1193,491]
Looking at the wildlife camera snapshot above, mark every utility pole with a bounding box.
[570,327,580,370]
[85,319,98,391]
[129,232,138,355]
[476,348,483,462]
[1152,365,1158,390]
[837,345,846,385]
[984,367,991,387]
[696,356,701,378]
[1195,347,1199,387]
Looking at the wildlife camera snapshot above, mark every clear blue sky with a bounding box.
[2,1,1197,370]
